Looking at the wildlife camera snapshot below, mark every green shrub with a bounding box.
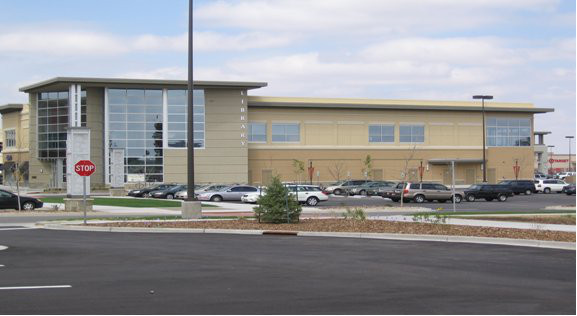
[343,207,366,220]
[254,176,302,223]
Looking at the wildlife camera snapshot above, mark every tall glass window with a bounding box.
[487,118,531,147]
[272,123,300,142]
[167,89,205,148]
[108,89,163,182]
[369,124,394,143]
[399,124,425,143]
[37,91,86,159]
[248,123,266,142]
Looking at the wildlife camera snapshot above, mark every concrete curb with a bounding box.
[38,223,575,251]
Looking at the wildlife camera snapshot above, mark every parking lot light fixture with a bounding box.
[547,145,555,175]
[473,95,493,183]
[565,136,574,172]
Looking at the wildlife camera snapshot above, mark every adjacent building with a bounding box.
[0,103,30,186]
[17,77,553,189]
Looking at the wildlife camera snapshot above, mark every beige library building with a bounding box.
[6,77,553,189]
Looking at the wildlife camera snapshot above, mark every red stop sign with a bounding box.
[74,160,96,176]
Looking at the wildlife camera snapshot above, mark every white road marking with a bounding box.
[0,265,4,267]
[0,227,38,231]
[0,285,71,290]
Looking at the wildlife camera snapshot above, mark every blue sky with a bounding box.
[0,0,575,150]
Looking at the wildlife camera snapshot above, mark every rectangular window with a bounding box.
[369,124,394,143]
[272,123,300,142]
[487,117,531,147]
[37,91,86,159]
[166,89,205,148]
[248,123,266,142]
[399,124,424,143]
[5,129,16,147]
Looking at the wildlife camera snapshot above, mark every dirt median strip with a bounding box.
[458,215,576,225]
[85,219,576,242]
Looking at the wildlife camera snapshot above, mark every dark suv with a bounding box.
[498,180,536,195]
[464,184,513,202]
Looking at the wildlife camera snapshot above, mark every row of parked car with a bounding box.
[535,172,576,181]
[127,183,329,206]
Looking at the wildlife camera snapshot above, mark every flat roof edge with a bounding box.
[0,103,25,114]
[248,101,554,113]
[19,77,267,92]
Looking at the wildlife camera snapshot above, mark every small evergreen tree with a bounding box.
[255,176,302,223]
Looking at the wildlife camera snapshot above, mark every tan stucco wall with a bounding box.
[246,107,535,185]
[1,104,29,155]
[163,88,248,184]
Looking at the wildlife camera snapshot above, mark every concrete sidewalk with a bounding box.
[374,215,576,232]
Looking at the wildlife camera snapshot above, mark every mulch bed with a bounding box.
[92,219,576,242]
[463,215,576,225]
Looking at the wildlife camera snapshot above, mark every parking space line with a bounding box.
[0,285,72,290]
[0,227,38,231]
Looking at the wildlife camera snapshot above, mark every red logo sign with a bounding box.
[74,160,96,177]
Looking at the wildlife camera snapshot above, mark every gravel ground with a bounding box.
[462,215,576,225]
[92,219,576,242]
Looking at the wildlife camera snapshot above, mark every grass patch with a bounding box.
[40,197,216,208]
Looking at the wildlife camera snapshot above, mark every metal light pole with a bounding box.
[547,145,555,175]
[566,136,574,172]
[473,95,493,183]
[181,0,201,218]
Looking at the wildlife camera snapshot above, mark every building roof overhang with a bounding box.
[534,131,552,135]
[19,77,267,92]
[248,97,554,113]
[0,103,24,114]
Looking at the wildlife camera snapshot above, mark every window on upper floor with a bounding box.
[248,123,266,142]
[399,124,424,143]
[486,118,531,147]
[5,129,16,148]
[272,123,300,142]
[369,124,395,143]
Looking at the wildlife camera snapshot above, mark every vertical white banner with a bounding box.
[66,127,91,197]
[110,148,125,188]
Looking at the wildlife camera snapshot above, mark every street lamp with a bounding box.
[547,145,555,175]
[181,0,201,218]
[565,136,574,172]
[473,95,493,183]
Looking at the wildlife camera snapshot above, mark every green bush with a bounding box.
[343,207,366,220]
[254,176,302,223]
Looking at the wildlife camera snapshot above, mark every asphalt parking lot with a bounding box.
[0,229,574,314]
[214,192,575,213]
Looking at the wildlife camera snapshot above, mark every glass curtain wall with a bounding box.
[167,89,205,148]
[108,89,163,182]
[37,91,86,159]
[108,89,205,183]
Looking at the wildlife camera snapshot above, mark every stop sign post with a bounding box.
[74,160,95,224]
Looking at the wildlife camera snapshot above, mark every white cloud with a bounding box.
[194,0,557,35]
[193,31,295,51]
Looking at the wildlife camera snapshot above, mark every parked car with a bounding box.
[463,184,513,202]
[174,184,229,200]
[497,180,536,195]
[562,184,576,195]
[127,184,178,198]
[0,189,43,210]
[197,185,259,202]
[389,182,464,203]
[557,172,576,180]
[369,182,398,197]
[323,180,372,195]
[534,179,569,194]
[242,185,329,206]
[534,173,548,180]
[347,181,396,196]
[151,185,187,199]
[287,185,329,206]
